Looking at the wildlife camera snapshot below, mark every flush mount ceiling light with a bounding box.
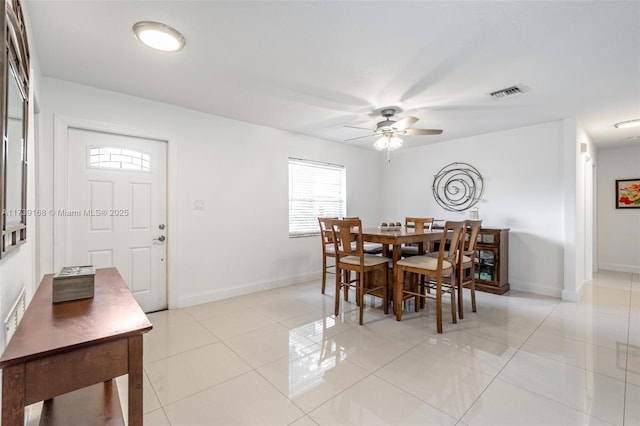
[614,118,640,129]
[133,21,185,52]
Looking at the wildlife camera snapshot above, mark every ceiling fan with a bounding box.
[344,107,443,160]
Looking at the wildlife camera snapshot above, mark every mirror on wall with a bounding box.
[1,0,30,258]
[5,64,24,228]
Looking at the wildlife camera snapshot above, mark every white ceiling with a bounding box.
[25,1,640,150]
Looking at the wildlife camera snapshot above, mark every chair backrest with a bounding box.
[462,219,483,255]
[434,221,465,271]
[405,217,434,232]
[330,218,363,258]
[318,217,337,255]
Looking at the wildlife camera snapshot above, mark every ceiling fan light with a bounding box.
[133,21,185,52]
[373,137,388,151]
[388,136,403,150]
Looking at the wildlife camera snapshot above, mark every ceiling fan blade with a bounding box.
[344,125,373,131]
[391,116,418,131]
[403,128,443,136]
[344,134,374,142]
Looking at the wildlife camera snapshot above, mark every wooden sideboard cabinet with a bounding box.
[475,228,510,294]
[0,268,152,426]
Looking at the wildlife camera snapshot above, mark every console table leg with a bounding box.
[128,335,143,426]
[2,363,25,426]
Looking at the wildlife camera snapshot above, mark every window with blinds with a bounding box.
[288,158,346,237]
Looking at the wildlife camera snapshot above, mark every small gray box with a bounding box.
[52,265,95,303]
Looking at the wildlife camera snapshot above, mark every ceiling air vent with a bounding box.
[489,85,524,100]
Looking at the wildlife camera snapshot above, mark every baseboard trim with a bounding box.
[174,272,319,308]
[597,263,640,274]
[508,279,562,299]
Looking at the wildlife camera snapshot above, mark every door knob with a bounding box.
[153,235,166,242]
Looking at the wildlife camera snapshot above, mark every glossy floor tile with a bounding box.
[257,345,369,413]
[163,371,304,425]
[497,350,625,425]
[309,375,458,425]
[461,378,612,426]
[30,270,636,425]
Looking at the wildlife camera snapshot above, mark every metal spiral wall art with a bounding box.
[432,162,484,212]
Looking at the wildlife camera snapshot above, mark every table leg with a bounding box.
[394,268,403,320]
[2,363,25,426]
[392,244,402,320]
[128,334,144,426]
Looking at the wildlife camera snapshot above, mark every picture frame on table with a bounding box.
[615,179,640,209]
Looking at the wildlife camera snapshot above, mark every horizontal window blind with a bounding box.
[288,158,346,237]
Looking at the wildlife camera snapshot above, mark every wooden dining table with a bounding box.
[362,227,446,319]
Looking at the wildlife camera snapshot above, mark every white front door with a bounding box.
[65,127,167,312]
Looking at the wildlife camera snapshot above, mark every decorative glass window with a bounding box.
[89,147,150,171]
[288,158,346,237]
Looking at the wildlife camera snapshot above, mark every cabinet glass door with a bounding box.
[476,249,496,281]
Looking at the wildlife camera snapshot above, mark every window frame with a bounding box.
[88,146,151,172]
[288,158,346,238]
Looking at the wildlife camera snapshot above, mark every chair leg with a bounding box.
[470,266,477,313]
[358,273,365,325]
[321,257,327,294]
[334,268,341,317]
[450,274,457,324]
[435,278,443,334]
[458,268,465,320]
[470,282,477,312]
[344,270,350,301]
[414,274,421,312]
[354,272,360,305]
[383,268,389,315]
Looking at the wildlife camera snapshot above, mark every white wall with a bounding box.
[38,78,382,308]
[597,144,640,273]
[379,121,567,297]
[571,121,597,299]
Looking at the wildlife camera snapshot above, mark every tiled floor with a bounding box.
[126,270,640,425]
[53,270,640,425]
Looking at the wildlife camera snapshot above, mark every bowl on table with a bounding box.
[378,222,403,231]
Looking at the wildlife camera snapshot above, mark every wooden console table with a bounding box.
[0,268,152,425]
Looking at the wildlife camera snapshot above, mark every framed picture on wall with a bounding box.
[615,179,640,209]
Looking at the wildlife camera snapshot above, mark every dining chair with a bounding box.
[401,217,434,257]
[318,216,381,296]
[401,217,435,309]
[318,217,337,295]
[394,220,465,333]
[457,219,483,319]
[330,218,389,325]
